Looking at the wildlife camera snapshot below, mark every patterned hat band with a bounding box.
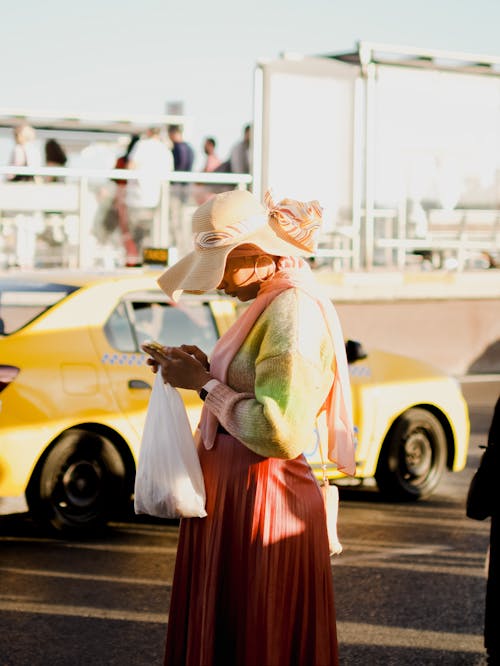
[194,190,323,254]
[195,214,267,249]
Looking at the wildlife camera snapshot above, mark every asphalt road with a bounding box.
[0,382,498,666]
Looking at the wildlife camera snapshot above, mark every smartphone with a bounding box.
[141,340,165,354]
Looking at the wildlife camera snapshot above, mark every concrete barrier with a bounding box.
[316,270,500,377]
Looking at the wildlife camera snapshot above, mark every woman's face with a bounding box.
[217,246,275,302]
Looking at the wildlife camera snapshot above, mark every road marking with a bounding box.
[333,542,488,577]
[0,599,484,655]
[0,567,168,586]
[0,598,166,624]
[0,537,177,554]
[344,540,487,558]
[339,543,487,563]
[62,542,178,554]
[110,524,179,537]
[0,536,60,545]
[340,511,491,532]
[337,621,483,653]
[335,558,486,578]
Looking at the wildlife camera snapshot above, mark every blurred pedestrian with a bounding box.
[114,134,140,178]
[229,123,251,174]
[466,395,500,664]
[110,134,140,264]
[44,138,67,182]
[168,124,195,256]
[189,137,223,207]
[207,127,251,197]
[483,397,500,665]
[143,188,356,666]
[8,122,41,182]
[168,124,194,174]
[7,122,43,267]
[125,127,173,258]
[202,136,221,173]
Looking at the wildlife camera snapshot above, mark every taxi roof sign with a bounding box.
[142,247,169,265]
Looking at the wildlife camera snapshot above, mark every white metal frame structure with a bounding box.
[329,42,500,269]
[254,43,500,271]
[0,110,251,270]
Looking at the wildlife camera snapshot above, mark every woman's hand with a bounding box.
[141,343,211,391]
[179,345,209,370]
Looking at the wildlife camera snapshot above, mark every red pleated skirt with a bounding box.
[164,433,339,666]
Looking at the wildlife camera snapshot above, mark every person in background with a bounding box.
[466,394,500,664]
[125,127,173,258]
[167,124,195,256]
[8,122,41,182]
[167,124,194,174]
[7,123,43,267]
[190,136,223,206]
[114,134,140,177]
[39,138,69,248]
[143,188,356,666]
[202,136,221,173]
[484,397,500,664]
[44,139,68,182]
[229,123,251,174]
[207,127,251,195]
[111,134,140,264]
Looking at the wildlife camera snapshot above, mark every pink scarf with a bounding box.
[199,259,356,476]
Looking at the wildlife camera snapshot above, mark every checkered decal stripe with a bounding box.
[101,353,147,366]
[349,365,371,378]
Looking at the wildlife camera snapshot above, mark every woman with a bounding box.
[143,189,356,666]
[111,134,140,264]
[44,138,68,181]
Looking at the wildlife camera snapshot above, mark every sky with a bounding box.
[1,0,500,168]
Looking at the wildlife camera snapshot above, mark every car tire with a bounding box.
[375,408,447,501]
[27,429,127,533]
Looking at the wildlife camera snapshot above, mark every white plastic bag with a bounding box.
[134,372,207,519]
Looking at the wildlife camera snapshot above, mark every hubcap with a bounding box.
[402,431,432,481]
[61,460,102,508]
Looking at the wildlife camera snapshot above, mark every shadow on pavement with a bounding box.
[0,505,179,540]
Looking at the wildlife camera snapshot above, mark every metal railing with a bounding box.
[1,165,499,271]
[0,166,252,270]
[373,206,500,270]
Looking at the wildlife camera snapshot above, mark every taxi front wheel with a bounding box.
[375,408,447,501]
[27,429,127,533]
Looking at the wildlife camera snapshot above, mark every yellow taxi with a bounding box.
[0,270,469,532]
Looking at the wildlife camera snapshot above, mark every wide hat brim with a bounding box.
[158,221,310,301]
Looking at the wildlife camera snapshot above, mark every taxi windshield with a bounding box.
[0,280,78,335]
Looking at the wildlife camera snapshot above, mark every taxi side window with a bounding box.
[131,302,218,355]
[104,302,136,352]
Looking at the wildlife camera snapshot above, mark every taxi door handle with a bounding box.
[128,379,152,390]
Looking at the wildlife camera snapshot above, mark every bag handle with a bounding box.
[318,430,329,488]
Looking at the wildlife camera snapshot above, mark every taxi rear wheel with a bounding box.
[375,408,447,501]
[27,429,127,533]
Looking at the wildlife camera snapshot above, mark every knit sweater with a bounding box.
[205,288,335,459]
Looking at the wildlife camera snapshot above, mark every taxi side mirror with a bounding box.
[345,339,368,364]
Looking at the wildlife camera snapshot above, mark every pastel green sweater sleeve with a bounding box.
[204,289,335,459]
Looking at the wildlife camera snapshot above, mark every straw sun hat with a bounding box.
[158,189,322,300]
